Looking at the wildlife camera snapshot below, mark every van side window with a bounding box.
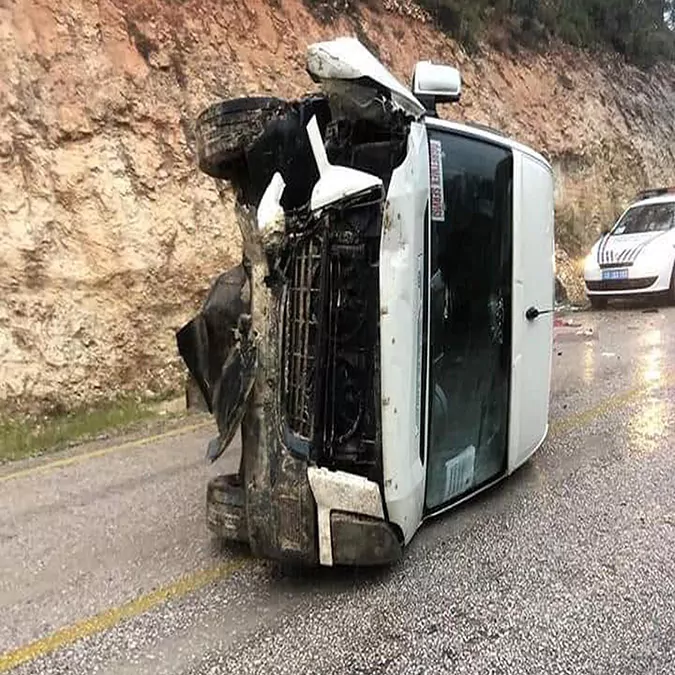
[425,130,513,510]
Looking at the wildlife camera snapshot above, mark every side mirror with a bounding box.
[412,61,462,116]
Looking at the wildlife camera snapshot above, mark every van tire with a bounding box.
[195,97,288,180]
[206,473,248,543]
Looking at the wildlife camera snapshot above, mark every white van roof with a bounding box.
[425,117,551,171]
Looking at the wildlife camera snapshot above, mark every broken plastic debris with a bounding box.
[257,171,286,232]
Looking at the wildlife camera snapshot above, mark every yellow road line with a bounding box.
[549,373,675,439]
[1,377,673,671]
[0,559,247,673]
[2,374,671,486]
[0,420,213,484]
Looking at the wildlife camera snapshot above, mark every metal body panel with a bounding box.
[306,37,426,118]
[379,121,429,544]
[508,151,554,471]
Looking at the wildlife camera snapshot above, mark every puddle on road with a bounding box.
[627,328,668,455]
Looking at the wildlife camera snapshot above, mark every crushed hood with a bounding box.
[306,37,426,119]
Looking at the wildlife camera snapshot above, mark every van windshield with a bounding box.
[612,203,675,235]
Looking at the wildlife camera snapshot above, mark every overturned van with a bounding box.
[176,37,555,567]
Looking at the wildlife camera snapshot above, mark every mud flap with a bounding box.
[207,315,259,462]
[176,263,255,462]
[176,315,211,411]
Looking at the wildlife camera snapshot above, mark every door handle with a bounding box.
[526,306,553,321]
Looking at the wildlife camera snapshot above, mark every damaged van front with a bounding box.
[176,37,554,567]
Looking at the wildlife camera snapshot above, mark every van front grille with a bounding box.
[585,277,657,292]
[280,200,383,482]
[282,236,323,441]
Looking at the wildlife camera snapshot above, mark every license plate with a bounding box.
[602,268,629,281]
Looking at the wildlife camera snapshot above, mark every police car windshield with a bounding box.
[612,202,675,235]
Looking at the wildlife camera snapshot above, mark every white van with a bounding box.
[176,37,555,566]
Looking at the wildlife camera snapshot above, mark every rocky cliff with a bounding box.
[1,0,674,413]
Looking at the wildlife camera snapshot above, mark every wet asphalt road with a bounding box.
[1,306,674,674]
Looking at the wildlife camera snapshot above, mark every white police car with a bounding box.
[583,188,675,308]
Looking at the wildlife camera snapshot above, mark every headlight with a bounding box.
[637,241,672,265]
[583,250,596,271]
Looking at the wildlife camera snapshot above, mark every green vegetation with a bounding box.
[0,398,163,463]
[418,0,675,65]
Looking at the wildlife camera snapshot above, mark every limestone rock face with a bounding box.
[1,0,674,412]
